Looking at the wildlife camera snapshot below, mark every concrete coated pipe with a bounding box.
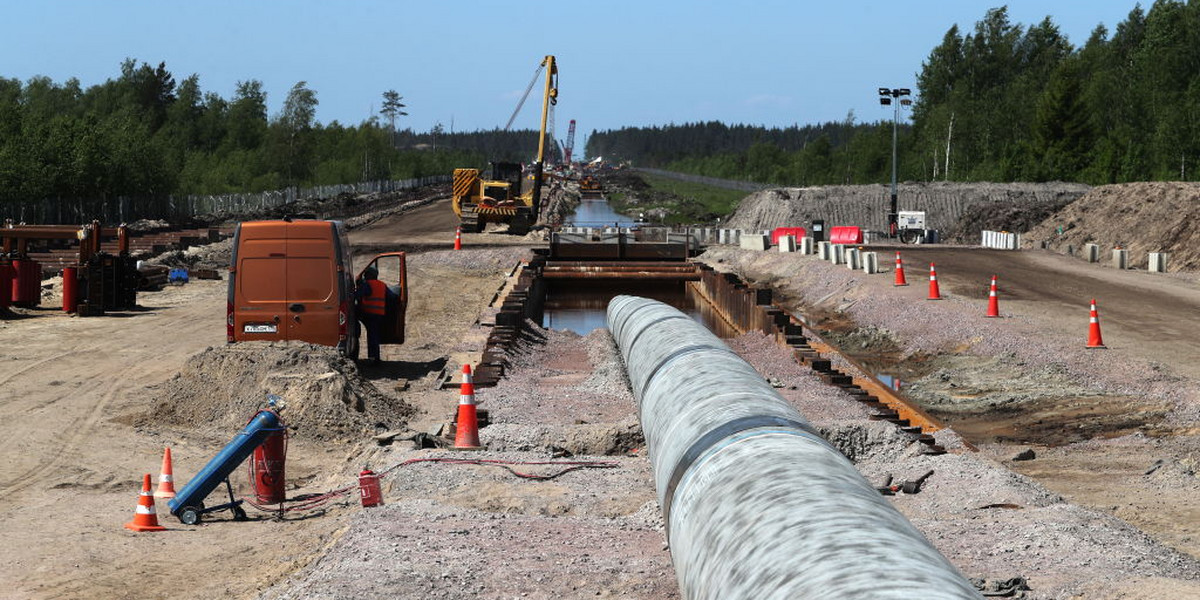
[607,295,981,600]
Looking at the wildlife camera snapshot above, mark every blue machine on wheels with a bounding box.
[168,409,285,525]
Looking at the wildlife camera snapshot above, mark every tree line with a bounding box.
[0,59,554,208]
[586,2,1200,186]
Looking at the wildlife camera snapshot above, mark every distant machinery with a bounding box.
[563,119,576,165]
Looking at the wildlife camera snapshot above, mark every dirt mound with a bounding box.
[143,342,414,441]
[1025,182,1200,272]
[727,182,1090,235]
[942,194,1076,243]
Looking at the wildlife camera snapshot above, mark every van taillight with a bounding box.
[338,300,348,341]
[227,301,235,342]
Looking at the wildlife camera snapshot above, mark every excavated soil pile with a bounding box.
[726,182,1090,237]
[144,342,414,441]
[1025,182,1200,272]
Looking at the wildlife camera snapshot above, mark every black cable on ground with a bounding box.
[242,456,619,515]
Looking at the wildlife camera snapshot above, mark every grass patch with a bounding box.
[607,172,749,224]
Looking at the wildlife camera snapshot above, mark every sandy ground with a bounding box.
[3,189,1199,598]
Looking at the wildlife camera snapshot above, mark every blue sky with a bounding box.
[3,1,1140,141]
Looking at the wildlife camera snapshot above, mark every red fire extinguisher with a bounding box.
[359,468,383,508]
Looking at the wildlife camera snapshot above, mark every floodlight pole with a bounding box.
[879,87,910,236]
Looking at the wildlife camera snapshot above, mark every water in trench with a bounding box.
[566,196,641,228]
[543,279,739,338]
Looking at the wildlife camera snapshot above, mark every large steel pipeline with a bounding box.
[607,295,981,599]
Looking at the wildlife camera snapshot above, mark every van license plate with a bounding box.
[244,324,277,334]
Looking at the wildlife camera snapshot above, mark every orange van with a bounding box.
[227,219,406,357]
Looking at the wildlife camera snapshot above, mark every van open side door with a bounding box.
[357,252,407,345]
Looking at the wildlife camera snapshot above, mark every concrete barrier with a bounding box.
[817,241,831,260]
[1113,249,1128,270]
[778,235,797,253]
[799,236,814,255]
[830,244,845,265]
[740,234,770,251]
[1149,252,1169,273]
[981,230,1020,250]
[845,248,860,270]
[1085,243,1099,263]
[862,252,878,274]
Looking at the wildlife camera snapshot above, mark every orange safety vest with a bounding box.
[361,280,387,316]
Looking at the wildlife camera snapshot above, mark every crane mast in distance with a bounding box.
[563,119,576,165]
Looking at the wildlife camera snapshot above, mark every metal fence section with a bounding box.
[2,176,451,225]
[635,168,772,192]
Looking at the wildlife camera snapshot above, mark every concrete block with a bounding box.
[830,244,845,265]
[1085,243,1099,263]
[817,241,831,260]
[1149,252,1169,273]
[740,234,770,251]
[1112,249,1128,270]
[862,252,878,274]
[799,236,814,255]
[845,248,860,270]
[778,235,797,253]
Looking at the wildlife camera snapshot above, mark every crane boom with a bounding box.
[563,119,576,164]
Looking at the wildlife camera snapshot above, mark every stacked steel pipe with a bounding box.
[607,295,981,599]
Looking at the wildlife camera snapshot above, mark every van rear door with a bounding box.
[285,225,340,346]
[357,252,407,345]
[234,223,289,338]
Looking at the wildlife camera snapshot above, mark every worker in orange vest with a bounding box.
[354,266,394,365]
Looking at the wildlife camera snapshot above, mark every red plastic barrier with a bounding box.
[829,226,863,245]
[0,263,12,308]
[771,227,807,245]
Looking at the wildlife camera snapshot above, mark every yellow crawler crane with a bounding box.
[452,55,557,235]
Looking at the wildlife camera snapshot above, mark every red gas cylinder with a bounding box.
[250,426,288,504]
[0,262,12,308]
[62,267,78,313]
[358,469,383,507]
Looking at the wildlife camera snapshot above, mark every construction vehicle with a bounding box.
[579,174,603,199]
[452,55,558,235]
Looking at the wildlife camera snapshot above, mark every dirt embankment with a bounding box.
[1024,182,1200,272]
[726,182,1090,239]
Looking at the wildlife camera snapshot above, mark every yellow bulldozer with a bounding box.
[452,55,557,235]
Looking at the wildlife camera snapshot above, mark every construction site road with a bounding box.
[890,245,1200,380]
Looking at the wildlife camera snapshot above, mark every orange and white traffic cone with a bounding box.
[454,226,462,250]
[153,447,177,499]
[125,474,166,532]
[894,252,908,286]
[927,263,941,300]
[985,275,1000,318]
[1087,299,1106,349]
[454,365,481,450]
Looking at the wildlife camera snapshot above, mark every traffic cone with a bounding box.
[893,252,908,286]
[1087,299,1106,349]
[454,226,462,250]
[927,263,941,300]
[454,365,482,450]
[153,447,177,499]
[125,474,166,532]
[985,275,1000,318]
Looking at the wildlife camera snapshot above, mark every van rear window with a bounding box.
[240,258,287,302]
